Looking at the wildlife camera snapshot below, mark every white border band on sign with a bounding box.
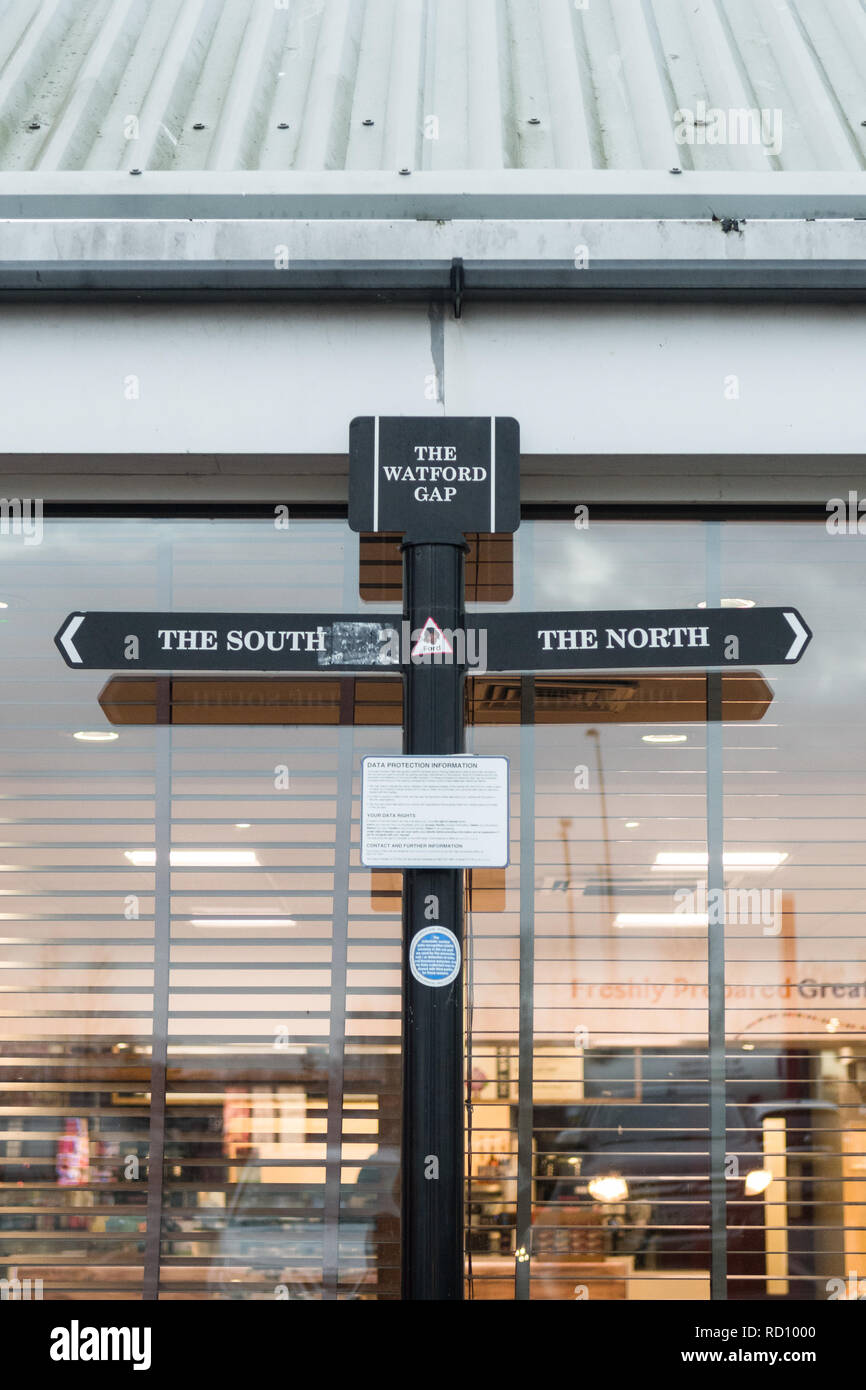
[489,416,496,532]
[372,414,380,531]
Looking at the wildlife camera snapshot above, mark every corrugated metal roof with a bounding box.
[1,0,865,176]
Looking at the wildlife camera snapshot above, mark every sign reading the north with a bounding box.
[479,606,812,671]
[409,927,461,989]
[360,756,509,868]
[349,416,520,540]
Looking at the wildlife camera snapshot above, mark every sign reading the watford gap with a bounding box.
[349,416,520,540]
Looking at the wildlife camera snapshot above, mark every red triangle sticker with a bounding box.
[411,617,453,657]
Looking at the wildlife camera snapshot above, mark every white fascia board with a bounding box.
[0,304,441,454]
[0,300,864,456]
[443,303,866,456]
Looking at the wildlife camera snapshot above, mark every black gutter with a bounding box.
[33,501,832,519]
[2,258,866,306]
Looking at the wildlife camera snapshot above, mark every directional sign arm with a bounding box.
[476,607,813,673]
[53,612,403,672]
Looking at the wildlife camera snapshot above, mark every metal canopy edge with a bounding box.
[3,172,866,221]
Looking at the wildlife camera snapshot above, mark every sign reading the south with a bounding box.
[54,611,401,671]
[349,416,520,539]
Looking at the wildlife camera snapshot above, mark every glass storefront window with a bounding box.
[0,516,401,1300]
[465,515,866,1301]
[2,509,864,1302]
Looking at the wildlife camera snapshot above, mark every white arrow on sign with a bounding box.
[783,611,809,661]
[58,614,85,665]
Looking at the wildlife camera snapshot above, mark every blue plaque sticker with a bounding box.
[409,927,461,988]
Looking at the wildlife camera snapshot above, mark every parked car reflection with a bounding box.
[191,1147,399,1299]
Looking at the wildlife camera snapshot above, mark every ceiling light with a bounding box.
[624,821,640,828]
[615,912,708,928]
[642,733,687,744]
[124,850,259,867]
[742,1043,755,1051]
[234,823,251,829]
[587,1175,629,1203]
[0,601,7,609]
[73,730,119,742]
[653,851,788,871]
[697,598,756,609]
[744,1168,773,1196]
[827,1018,840,1033]
[191,918,296,928]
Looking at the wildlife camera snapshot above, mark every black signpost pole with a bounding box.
[400,538,466,1301]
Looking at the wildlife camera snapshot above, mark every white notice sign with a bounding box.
[360,756,509,868]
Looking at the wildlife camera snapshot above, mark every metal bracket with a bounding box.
[450,257,465,318]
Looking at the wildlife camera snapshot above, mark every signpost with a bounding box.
[53,413,815,1304]
[351,416,521,1302]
